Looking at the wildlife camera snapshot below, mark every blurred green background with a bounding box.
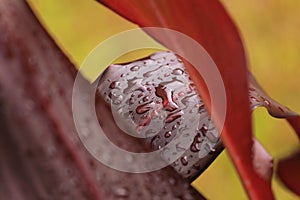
[28,1,300,199]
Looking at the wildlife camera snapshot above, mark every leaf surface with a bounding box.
[97,0,275,198]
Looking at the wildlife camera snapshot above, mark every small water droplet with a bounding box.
[190,143,200,153]
[113,187,129,197]
[165,110,183,123]
[143,96,150,102]
[190,132,202,152]
[138,92,143,98]
[264,100,270,106]
[200,125,208,135]
[181,156,188,166]
[165,131,172,138]
[130,66,140,71]
[250,96,258,102]
[136,101,155,114]
[109,81,120,89]
[172,68,184,75]
[172,124,177,130]
[129,98,135,105]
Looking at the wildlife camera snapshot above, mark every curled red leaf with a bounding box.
[97,0,275,198]
[277,150,300,196]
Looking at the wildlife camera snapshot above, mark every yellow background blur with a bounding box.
[28,1,300,199]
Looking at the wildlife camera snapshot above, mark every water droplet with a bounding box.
[138,92,143,98]
[181,156,188,166]
[113,187,129,197]
[143,96,150,102]
[172,68,184,75]
[190,132,202,152]
[136,101,155,114]
[200,125,208,135]
[130,66,140,71]
[190,143,200,152]
[264,100,270,106]
[109,81,120,89]
[172,124,177,130]
[165,131,172,138]
[138,116,151,128]
[165,110,183,123]
[129,98,135,105]
[155,85,179,111]
[250,96,258,102]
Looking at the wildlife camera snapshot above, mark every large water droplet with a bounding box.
[155,85,179,111]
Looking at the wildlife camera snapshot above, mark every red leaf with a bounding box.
[97,0,274,198]
[277,150,300,196]
[0,1,207,199]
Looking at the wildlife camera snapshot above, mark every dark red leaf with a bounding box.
[97,0,274,198]
[0,1,206,199]
[277,150,300,196]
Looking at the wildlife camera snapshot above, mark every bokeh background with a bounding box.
[28,1,300,199]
